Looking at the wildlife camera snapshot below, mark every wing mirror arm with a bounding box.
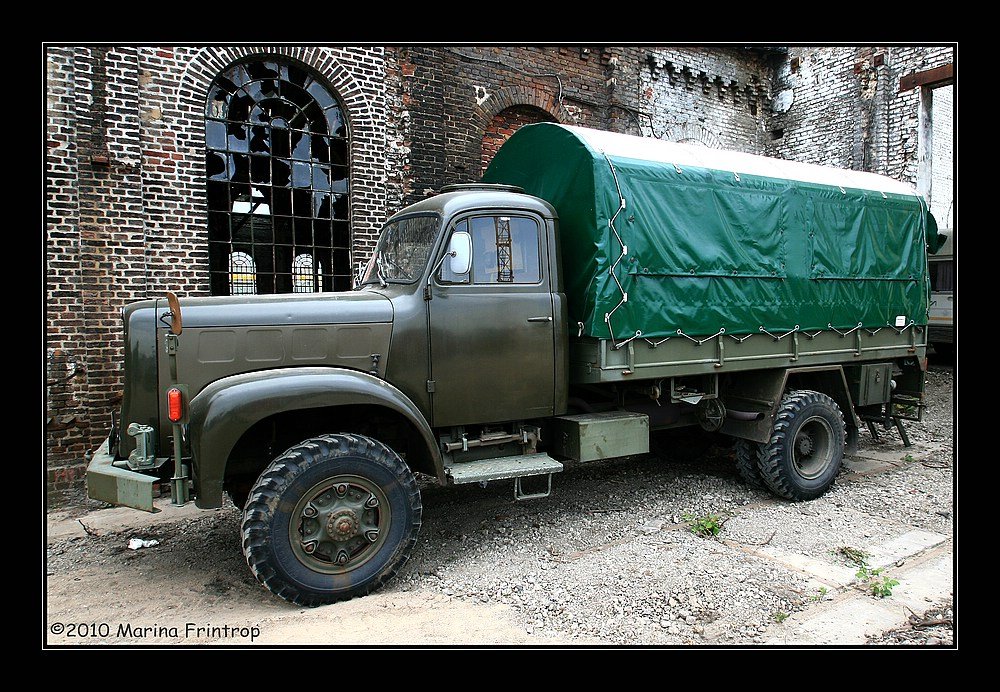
[425,231,472,300]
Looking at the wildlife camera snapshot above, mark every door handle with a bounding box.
[527,316,553,323]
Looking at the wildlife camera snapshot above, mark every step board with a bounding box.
[446,453,564,485]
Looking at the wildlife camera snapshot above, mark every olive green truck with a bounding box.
[87,124,942,606]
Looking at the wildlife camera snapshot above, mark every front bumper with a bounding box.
[86,436,157,512]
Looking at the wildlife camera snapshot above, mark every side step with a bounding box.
[446,453,564,500]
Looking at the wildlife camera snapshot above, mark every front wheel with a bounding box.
[241,434,422,606]
[757,390,845,501]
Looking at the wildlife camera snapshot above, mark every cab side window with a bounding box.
[441,215,541,285]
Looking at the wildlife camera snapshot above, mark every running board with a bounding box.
[446,453,563,500]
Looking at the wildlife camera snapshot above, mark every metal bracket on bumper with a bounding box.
[86,437,158,512]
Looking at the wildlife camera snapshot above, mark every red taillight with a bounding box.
[167,387,183,422]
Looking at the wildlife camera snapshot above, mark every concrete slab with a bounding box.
[764,543,953,645]
[766,595,904,645]
[46,497,211,543]
[884,553,953,612]
[865,530,949,569]
[753,545,858,586]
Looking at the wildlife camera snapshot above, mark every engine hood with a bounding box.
[156,288,393,329]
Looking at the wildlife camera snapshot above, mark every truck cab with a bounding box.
[360,184,568,431]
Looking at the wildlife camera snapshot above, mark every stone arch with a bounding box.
[481,104,558,174]
[475,86,574,174]
[177,46,372,136]
[664,122,723,149]
[473,84,574,134]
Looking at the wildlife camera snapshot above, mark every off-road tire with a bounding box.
[241,434,421,607]
[734,438,766,490]
[757,390,845,501]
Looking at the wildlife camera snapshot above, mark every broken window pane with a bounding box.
[313,192,331,218]
[307,80,336,110]
[291,131,310,160]
[330,139,348,167]
[311,135,330,163]
[207,151,230,180]
[206,120,227,150]
[227,123,249,153]
[271,128,290,158]
[312,165,332,191]
[207,59,350,296]
[250,126,270,154]
[272,158,291,187]
[250,155,270,184]
[325,107,345,137]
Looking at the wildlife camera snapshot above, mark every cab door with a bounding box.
[428,212,555,427]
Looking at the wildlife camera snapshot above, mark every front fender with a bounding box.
[188,367,440,508]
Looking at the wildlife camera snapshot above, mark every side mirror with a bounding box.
[449,231,472,276]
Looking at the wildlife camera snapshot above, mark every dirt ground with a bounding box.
[45,360,954,647]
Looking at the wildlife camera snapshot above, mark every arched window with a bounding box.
[206,59,351,296]
[229,251,257,295]
[292,253,321,293]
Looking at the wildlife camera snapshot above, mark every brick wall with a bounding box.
[46,46,84,494]
[931,84,954,230]
[45,46,389,503]
[627,47,777,152]
[769,46,955,185]
[386,46,612,204]
[481,105,557,174]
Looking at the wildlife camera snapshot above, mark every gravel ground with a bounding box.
[46,361,954,646]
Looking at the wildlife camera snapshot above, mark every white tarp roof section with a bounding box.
[566,125,917,197]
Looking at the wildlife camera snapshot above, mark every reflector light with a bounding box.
[167,387,183,422]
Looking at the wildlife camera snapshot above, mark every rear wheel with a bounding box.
[757,390,845,501]
[241,434,421,606]
[734,439,766,490]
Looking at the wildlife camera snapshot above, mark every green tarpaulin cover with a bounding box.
[484,123,936,341]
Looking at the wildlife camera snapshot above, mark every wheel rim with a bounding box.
[792,416,835,480]
[289,475,390,575]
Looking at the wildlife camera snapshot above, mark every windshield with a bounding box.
[360,214,440,286]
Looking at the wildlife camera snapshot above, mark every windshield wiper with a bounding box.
[374,251,388,288]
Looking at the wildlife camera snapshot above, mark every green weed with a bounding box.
[838,546,900,598]
[682,512,726,537]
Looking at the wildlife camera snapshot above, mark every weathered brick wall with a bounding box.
[46,46,84,493]
[481,105,557,174]
[885,46,955,187]
[386,46,612,204]
[45,46,389,502]
[768,46,955,184]
[931,84,954,229]
[385,46,781,204]
[625,47,777,152]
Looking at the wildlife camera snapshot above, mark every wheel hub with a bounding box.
[327,508,360,540]
[797,433,814,456]
[290,475,389,574]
